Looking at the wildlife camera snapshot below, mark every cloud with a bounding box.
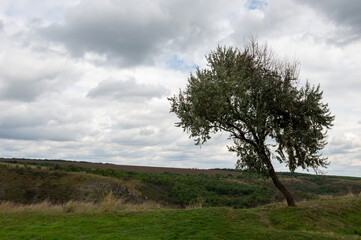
[0,102,92,141]
[1,1,78,23]
[87,78,168,101]
[295,0,361,44]
[327,132,361,155]
[139,128,155,136]
[0,126,77,141]
[229,0,313,43]
[39,0,239,67]
[111,131,164,147]
[40,0,170,66]
[0,48,80,102]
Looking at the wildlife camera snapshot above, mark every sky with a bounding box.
[0,0,360,177]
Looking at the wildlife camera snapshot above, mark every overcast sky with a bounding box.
[0,0,360,177]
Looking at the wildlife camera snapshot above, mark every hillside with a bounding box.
[1,158,360,208]
[1,158,361,239]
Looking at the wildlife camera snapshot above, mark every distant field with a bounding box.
[0,194,360,239]
[0,158,242,176]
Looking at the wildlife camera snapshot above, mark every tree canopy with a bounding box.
[169,38,334,206]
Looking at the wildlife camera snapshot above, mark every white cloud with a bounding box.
[295,0,361,45]
[87,77,169,102]
[0,47,80,101]
[328,133,361,155]
[0,100,93,142]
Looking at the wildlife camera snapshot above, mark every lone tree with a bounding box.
[169,38,334,207]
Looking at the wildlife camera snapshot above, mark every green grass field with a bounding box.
[0,194,360,239]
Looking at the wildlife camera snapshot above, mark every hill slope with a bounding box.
[1,159,360,209]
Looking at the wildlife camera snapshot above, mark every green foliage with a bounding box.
[82,168,272,208]
[274,172,361,197]
[169,38,334,176]
[140,172,271,208]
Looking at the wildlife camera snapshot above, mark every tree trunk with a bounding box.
[263,155,296,207]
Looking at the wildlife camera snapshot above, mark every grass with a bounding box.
[0,194,360,239]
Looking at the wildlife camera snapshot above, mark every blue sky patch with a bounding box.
[167,55,198,73]
[246,0,268,11]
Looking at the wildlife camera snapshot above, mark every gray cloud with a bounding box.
[109,106,172,130]
[0,127,77,141]
[228,0,314,45]
[0,110,47,129]
[0,48,79,102]
[111,125,182,148]
[87,78,168,101]
[230,0,361,46]
[327,133,361,155]
[39,0,235,67]
[139,128,155,136]
[0,103,91,142]
[295,0,361,44]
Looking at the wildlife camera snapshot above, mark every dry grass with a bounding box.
[0,200,62,213]
[0,162,45,170]
[0,192,164,214]
[186,196,206,209]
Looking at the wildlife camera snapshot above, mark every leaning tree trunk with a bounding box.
[263,155,296,207]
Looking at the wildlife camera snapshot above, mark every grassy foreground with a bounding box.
[0,194,360,239]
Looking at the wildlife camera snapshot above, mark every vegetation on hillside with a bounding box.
[0,164,141,204]
[1,161,360,209]
[0,163,270,208]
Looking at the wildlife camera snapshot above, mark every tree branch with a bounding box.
[223,121,258,148]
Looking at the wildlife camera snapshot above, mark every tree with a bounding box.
[168,38,334,207]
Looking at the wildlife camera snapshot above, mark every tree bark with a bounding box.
[263,155,296,207]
